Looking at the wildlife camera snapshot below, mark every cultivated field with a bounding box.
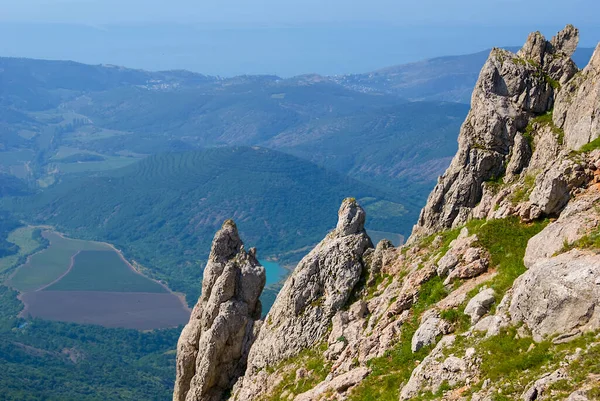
[10,230,190,329]
[20,291,190,330]
[45,250,166,293]
[0,227,42,275]
[9,231,108,291]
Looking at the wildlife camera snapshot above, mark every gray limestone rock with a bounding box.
[410,26,582,241]
[173,221,265,401]
[527,159,589,218]
[411,309,451,352]
[464,288,496,324]
[233,198,372,400]
[510,250,600,341]
[524,189,600,267]
[521,369,568,401]
[400,336,480,400]
[554,43,600,150]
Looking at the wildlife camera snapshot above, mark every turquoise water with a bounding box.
[259,260,288,286]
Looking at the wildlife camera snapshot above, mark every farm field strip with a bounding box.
[9,229,190,329]
[45,250,166,293]
[0,227,43,275]
[9,231,111,292]
[20,291,190,330]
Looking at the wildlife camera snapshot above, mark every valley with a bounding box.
[5,229,190,329]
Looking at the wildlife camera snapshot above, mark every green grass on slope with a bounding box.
[45,250,166,293]
[464,217,548,300]
[347,217,547,400]
[348,276,449,401]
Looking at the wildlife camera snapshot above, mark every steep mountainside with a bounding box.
[175,25,600,401]
[12,147,405,304]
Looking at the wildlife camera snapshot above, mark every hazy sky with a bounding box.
[1,0,598,26]
[0,0,598,76]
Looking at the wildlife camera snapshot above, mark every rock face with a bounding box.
[524,188,600,267]
[554,42,600,150]
[400,336,480,400]
[510,250,600,341]
[410,26,580,239]
[173,221,266,401]
[234,198,372,399]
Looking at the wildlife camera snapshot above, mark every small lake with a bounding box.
[259,259,289,286]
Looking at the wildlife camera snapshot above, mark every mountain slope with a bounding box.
[15,146,405,303]
[175,25,600,401]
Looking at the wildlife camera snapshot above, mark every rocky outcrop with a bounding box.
[411,309,451,352]
[293,367,370,401]
[400,336,480,400]
[464,288,496,324]
[233,198,372,399]
[525,159,590,219]
[410,26,581,239]
[509,250,600,342]
[524,187,600,267]
[554,43,600,150]
[521,369,568,401]
[435,228,490,285]
[174,221,265,401]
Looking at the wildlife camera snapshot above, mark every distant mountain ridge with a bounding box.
[331,46,595,103]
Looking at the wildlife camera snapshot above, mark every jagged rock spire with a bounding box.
[409,25,581,240]
[232,198,373,400]
[173,220,265,401]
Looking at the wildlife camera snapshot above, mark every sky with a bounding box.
[0,0,599,76]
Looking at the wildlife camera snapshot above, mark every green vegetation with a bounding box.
[0,213,22,259]
[477,327,552,381]
[45,250,166,293]
[348,276,450,401]
[11,148,408,304]
[262,343,331,401]
[0,315,181,400]
[464,217,548,300]
[511,173,537,204]
[9,231,110,292]
[577,136,600,153]
[0,226,46,275]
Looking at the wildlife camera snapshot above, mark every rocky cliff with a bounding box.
[174,221,265,401]
[175,25,600,401]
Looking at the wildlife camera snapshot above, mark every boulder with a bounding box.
[411,309,451,352]
[510,250,600,341]
[464,288,496,324]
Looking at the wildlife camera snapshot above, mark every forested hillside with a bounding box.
[10,147,405,303]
